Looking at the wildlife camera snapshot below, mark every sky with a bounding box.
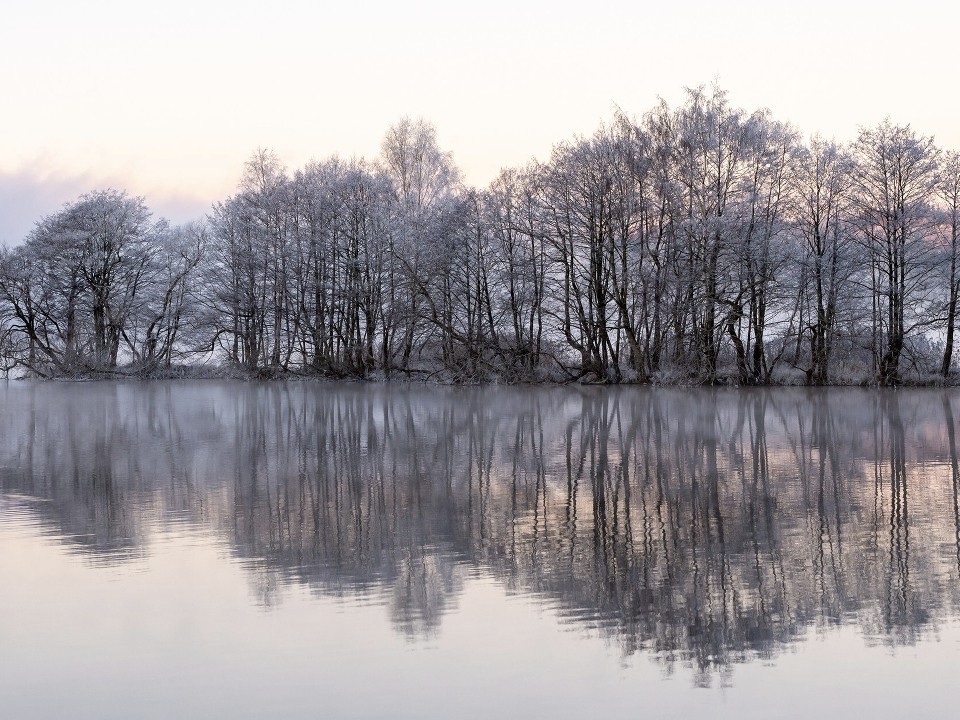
[1,0,958,245]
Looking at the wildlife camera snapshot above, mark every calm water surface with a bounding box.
[2,382,960,719]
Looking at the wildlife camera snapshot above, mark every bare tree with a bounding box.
[378,117,462,375]
[791,137,855,383]
[939,151,960,376]
[852,121,939,385]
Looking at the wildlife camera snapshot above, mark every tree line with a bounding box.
[2,85,959,385]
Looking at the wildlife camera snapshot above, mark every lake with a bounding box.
[2,382,959,719]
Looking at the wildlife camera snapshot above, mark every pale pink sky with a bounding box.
[1,0,958,244]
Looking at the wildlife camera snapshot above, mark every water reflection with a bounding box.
[2,383,960,673]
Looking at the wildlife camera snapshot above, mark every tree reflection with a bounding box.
[944,395,960,586]
[3,383,960,671]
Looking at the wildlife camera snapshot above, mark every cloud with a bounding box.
[0,168,211,248]
[0,169,91,246]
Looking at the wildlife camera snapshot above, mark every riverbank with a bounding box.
[9,363,960,387]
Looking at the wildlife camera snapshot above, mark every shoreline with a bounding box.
[7,367,960,389]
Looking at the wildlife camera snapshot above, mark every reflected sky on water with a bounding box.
[2,382,960,719]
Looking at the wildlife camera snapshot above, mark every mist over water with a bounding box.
[2,382,960,718]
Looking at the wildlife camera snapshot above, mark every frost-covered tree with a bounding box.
[378,117,462,374]
[133,222,204,370]
[789,137,855,384]
[939,151,960,376]
[852,121,940,385]
[646,86,759,382]
[202,150,292,371]
[0,190,196,375]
